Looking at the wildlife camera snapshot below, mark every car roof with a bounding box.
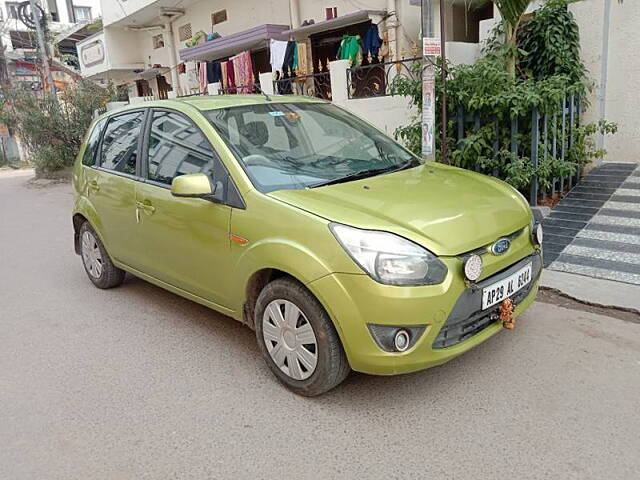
[101,94,327,119]
[180,94,327,110]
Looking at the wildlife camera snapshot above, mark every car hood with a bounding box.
[268,163,531,256]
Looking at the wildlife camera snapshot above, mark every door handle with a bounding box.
[136,201,156,214]
[88,180,100,192]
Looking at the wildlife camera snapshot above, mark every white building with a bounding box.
[569,0,639,164]
[77,0,493,135]
[0,0,101,87]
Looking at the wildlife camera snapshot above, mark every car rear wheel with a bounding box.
[79,222,125,289]
[254,277,350,396]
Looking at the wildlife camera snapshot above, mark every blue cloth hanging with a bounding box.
[363,25,382,60]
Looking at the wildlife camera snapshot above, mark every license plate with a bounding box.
[482,263,532,310]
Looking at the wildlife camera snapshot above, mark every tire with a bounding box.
[79,221,125,289]
[255,277,350,396]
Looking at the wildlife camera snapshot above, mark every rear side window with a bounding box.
[147,110,225,185]
[81,118,106,166]
[100,111,145,175]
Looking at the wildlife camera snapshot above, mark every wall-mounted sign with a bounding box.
[81,39,105,68]
[422,64,435,157]
[423,37,441,57]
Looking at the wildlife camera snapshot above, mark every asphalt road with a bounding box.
[1,171,639,480]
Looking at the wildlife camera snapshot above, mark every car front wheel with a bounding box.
[254,277,350,396]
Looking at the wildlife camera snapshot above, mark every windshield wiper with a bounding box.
[309,165,399,188]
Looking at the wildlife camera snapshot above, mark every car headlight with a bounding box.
[329,223,447,286]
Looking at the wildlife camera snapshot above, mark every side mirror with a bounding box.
[171,173,213,198]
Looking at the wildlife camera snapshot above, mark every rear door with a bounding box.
[134,108,236,307]
[90,109,146,267]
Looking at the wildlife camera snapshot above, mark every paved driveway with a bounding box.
[1,173,639,479]
[544,162,640,284]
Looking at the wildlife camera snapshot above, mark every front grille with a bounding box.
[432,253,542,349]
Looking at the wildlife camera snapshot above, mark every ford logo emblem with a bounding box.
[491,238,511,255]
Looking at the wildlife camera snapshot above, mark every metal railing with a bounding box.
[347,57,422,99]
[273,70,332,100]
[455,94,582,206]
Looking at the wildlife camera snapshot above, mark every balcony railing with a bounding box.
[347,57,422,99]
[273,70,332,100]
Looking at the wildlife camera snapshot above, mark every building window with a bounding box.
[6,2,20,20]
[152,34,164,49]
[178,23,192,42]
[47,0,59,22]
[211,9,227,26]
[73,6,92,22]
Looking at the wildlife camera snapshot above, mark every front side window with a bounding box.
[100,111,144,175]
[146,110,225,185]
[204,103,418,193]
[82,118,106,166]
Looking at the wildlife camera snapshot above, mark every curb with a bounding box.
[540,269,640,314]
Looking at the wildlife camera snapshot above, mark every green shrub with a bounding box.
[0,80,114,173]
[390,0,616,195]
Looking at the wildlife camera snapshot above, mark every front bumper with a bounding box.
[308,248,542,375]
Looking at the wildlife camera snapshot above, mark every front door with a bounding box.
[89,110,146,267]
[134,109,233,307]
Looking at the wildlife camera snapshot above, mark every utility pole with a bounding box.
[421,0,435,160]
[0,21,9,86]
[28,0,56,95]
[421,0,447,163]
[438,0,448,164]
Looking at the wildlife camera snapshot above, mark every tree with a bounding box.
[0,80,114,173]
[492,0,533,80]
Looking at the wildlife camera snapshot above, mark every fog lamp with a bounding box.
[367,325,425,352]
[394,329,410,352]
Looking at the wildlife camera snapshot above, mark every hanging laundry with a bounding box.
[296,42,308,74]
[225,59,236,94]
[220,61,228,89]
[206,61,222,84]
[198,61,208,92]
[270,39,288,73]
[282,40,297,77]
[337,35,361,64]
[363,24,383,61]
[292,44,298,72]
[231,51,254,94]
[185,61,199,90]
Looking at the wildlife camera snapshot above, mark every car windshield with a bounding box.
[204,103,420,193]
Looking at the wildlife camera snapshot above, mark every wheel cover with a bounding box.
[262,299,318,380]
[81,230,103,279]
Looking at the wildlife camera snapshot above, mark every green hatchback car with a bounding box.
[72,95,542,396]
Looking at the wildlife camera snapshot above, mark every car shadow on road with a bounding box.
[116,272,515,406]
